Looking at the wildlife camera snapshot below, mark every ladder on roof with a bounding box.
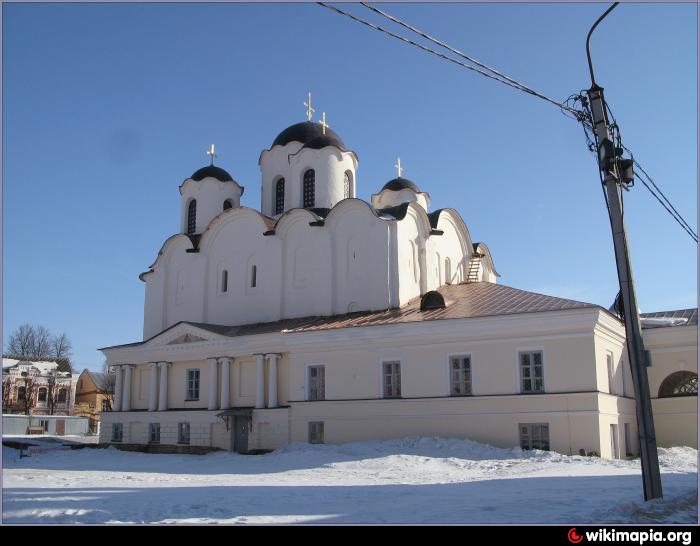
[466,253,484,283]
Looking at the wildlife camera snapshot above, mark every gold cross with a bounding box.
[395,157,403,177]
[319,112,329,135]
[206,144,217,166]
[304,92,315,122]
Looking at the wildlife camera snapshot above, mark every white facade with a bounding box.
[101,117,696,458]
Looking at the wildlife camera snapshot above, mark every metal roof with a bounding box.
[640,308,698,329]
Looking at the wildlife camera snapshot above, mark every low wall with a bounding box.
[2,414,90,436]
[652,397,697,448]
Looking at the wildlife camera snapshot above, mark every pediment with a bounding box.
[143,322,224,349]
[167,333,207,345]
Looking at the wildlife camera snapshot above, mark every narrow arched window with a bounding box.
[251,264,257,288]
[187,200,197,235]
[221,270,228,293]
[344,171,352,199]
[57,388,67,403]
[303,169,315,208]
[38,387,48,403]
[275,178,285,215]
[223,200,233,211]
[658,371,698,398]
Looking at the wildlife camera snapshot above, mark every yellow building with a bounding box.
[74,370,115,433]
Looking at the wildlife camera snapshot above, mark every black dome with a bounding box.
[272,121,345,148]
[191,165,234,182]
[382,177,421,193]
[301,134,351,153]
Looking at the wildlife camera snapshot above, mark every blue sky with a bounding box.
[3,2,697,372]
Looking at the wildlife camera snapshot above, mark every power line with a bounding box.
[360,2,579,117]
[319,2,696,244]
[317,2,583,118]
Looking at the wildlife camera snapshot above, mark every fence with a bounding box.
[2,414,91,436]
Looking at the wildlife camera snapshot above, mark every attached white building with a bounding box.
[99,118,697,457]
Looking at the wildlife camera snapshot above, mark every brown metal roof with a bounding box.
[100,283,604,351]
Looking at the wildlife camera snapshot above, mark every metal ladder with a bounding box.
[466,253,484,283]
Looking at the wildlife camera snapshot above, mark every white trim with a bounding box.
[446,352,473,397]
[185,367,201,401]
[517,347,545,394]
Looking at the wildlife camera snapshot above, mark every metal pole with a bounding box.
[585,4,663,501]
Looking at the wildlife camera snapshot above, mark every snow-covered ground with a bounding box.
[2,437,697,524]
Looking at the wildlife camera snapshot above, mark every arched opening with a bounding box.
[221,270,228,293]
[658,371,697,398]
[57,388,67,404]
[38,387,48,403]
[303,169,315,208]
[445,258,452,285]
[275,178,285,215]
[187,199,197,235]
[223,199,233,211]
[344,170,352,199]
[250,264,258,288]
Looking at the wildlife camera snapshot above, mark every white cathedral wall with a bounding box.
[395,212,424,304]
[260,143,356,215]
[205,211,283,326]
[180,178,242,234]
[371,189,429,211]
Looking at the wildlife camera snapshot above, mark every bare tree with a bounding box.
[2,376,12,413]
[17,374,37,415]
[52,333,73,361]
[6,324,35,356]
[45,372,70,415]
[33,326,53,360]
[101,373,116,411]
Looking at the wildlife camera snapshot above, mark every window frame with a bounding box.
[381,360,402,399]
[519,423,550,451]
[57,388,67,404]
[448,354,473,397]
[308,421,324,444]
[307,365,326,401]
[275,177,285,215]
[186,199,197,235]
[111,423,123,443]
[302,169,315,208]
[37,387,48,403]
[519,350,545,394]
[178,422,190,445]
[185,369,200,401]
[148,422,161,444]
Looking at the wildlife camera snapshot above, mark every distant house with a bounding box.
[74,370,115,433]
[2,356,75,417]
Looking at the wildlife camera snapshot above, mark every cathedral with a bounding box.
[99,102,697,457]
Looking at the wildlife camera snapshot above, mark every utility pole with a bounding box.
[585,3,663,501]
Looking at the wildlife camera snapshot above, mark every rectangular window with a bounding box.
[624,423,633,456]
[111,423,123,443]
[17,386,26,400]
[178,422,190,445]
[607,352,616,394]
[251,265,257,288]
[57,389,67,403]
[38,388,48,402]
[520,351,544,393]
[621,362,629,397]
[101,399,111,412]
[610,424,619,459]
[519,423,549,451]
[308,366,326,401]
[308,421,324,444]
[383,361,401,398]
[450,355,472,396]
[186,369,200,401]
[149,423,160,444]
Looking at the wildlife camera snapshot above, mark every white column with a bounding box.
[208,358,218,410]
[113,365,123,412]
[122,365,133,412]
[158,362,170,411]
[255,354,265,409]
[148,363,159,412]
[267,354,279,409]
[220,357,231,410]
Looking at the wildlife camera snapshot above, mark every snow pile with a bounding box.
[2,437,696,524]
